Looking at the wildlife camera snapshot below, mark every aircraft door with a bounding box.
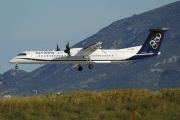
[114,53,119,61]
[114,53,118,61]
[31,52,36,61]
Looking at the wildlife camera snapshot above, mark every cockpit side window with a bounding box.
[17,53,27,56]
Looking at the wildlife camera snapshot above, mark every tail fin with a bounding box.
[137,28,168,54]
[126,28,168,61]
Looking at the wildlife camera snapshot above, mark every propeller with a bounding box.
[55,44,60,51]
[64,42,71,56]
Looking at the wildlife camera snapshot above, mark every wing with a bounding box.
[83,42,102,50]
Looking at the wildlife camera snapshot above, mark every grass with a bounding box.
[0,89,180,120]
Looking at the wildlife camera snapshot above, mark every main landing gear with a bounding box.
[77,56,94,71]
[88,64,93,69]
[15,64,19,69]
[78,64,83,71]
[77,64,93,71]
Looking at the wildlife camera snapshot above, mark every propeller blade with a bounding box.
[66,42,69,49]
[64,42,71,56]
[56,44,60,51]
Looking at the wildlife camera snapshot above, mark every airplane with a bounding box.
[9,28,168,71]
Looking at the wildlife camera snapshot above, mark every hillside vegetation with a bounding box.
[0,89,179,120]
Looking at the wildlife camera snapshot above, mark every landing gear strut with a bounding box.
[15,64,19,69]
[78,64,83,71]
[84,56,93,70]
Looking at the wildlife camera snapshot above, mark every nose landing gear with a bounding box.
[15,64,19,69]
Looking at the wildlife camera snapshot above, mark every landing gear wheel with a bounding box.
[88,64,93,69]
[78,64,83,71]
[78,66,83,71]
[15,64,19,69]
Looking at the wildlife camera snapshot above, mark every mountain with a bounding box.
[1,1,180,97]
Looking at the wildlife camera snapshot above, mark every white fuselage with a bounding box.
[9,46,142,65]
[8,28,167,71]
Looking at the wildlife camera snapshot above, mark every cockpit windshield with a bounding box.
[17,53,27,56]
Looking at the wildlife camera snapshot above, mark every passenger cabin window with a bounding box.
[17,53,27,56]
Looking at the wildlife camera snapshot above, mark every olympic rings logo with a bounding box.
[150,33,162,49]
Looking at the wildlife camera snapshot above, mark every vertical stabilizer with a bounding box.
[126,28,168,60]
[137,28,168,54]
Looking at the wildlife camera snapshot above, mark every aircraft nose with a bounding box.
[9,59,16,64]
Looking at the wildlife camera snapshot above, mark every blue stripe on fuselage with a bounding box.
[126,53,158,60]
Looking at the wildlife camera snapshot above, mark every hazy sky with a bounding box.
[0,0,178,74]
